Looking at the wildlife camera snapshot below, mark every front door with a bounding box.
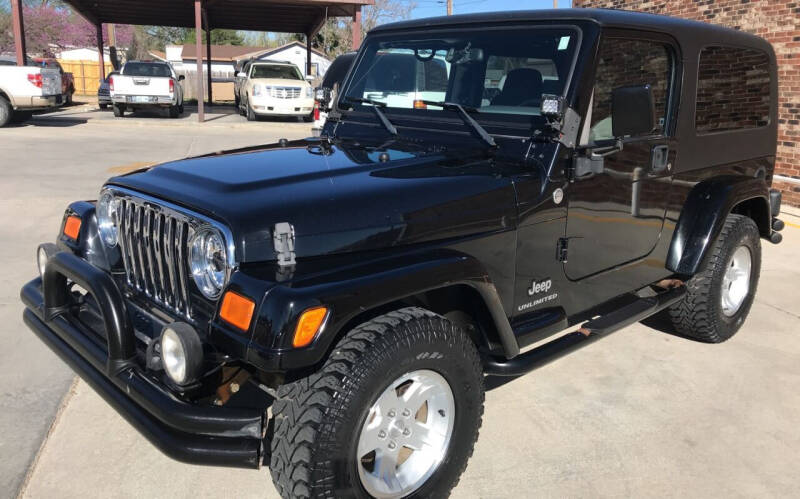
[565,34,677,281]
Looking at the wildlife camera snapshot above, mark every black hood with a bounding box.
[109,138,522,263]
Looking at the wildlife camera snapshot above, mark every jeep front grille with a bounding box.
[116,195,194,319]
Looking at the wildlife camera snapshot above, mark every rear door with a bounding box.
[564,32,677,281]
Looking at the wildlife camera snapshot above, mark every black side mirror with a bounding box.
[611,84,655,138]
[178,75,186,81]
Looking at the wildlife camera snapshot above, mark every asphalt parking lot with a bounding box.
[4,105,800,498]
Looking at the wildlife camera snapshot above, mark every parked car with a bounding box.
[234,60,314,121]
[22,9,784,498]
[311,52,356,135]
[110,61,184,118]
[97,71,118,109]
[32,58,75,105]
[0,56,62,127]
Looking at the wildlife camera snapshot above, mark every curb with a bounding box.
[15,377,79,499]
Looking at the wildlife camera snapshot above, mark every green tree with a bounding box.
[183,28,244,46]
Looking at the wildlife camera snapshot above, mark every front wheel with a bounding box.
[246,101,256,121]
[668,214,761,343]
[270,307,484,498]
[0,96,12,127]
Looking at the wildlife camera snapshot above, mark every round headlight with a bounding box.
[37,243,57,277]
[97,189,120,247]
[160,322,203,385]
[189,227,229,299]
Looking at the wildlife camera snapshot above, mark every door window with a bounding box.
[589,38,673,142]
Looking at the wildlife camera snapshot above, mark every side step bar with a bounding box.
[483,286,686,377]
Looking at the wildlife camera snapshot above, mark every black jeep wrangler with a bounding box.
[22,9,784,498]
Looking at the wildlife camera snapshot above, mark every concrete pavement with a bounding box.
[17,214,800,497]
[0,116,310,498]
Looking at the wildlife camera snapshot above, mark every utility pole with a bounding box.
[553,0,557,7]
[447,0,452,15]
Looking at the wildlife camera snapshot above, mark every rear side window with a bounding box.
[321,54,355,89]
[695,46,771,134]
[589,38,673,142]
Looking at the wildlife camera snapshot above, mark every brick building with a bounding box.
[573,0,800,206]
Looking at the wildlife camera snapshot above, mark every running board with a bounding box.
[483,286,686,376]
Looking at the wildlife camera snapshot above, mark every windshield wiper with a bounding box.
[341,96,397,136]
[421,100,496,148]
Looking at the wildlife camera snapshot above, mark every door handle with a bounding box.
[650,145,669,173]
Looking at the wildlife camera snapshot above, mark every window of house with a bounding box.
[695,46,771,134]
[589,38,673,142]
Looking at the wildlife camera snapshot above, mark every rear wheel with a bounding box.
[269,307,484,498]
[668,214,761,343]
[0,96,11,127]
[112,104,125,117]
[168,104,180,118]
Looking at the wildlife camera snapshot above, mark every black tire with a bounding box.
[0,96,11,127]
[168,105,180,118]
[269,307,484,499]
[246,101,256,121]
[178,102,184,114]
[112,104,125,117]
[668,214,761,343]
[302,112,313,123]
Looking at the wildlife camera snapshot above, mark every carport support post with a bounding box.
[10,0,26,66]
[352,6,362,50]
[194,0,204,122]
[306,33,312,76]
[203,8,212,106]
[96,24,106,81]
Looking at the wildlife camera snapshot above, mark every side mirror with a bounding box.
[178,75,185,81]
[305,75,315,82]
[611,84,655,138]
[236,72,246,78]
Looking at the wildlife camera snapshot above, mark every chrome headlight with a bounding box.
[97,189,120,247]
[189,227,229,299]
[160,322,203,385]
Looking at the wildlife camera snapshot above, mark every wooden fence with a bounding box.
[57,60,115,95]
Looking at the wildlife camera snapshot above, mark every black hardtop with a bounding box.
[371,8,772,53]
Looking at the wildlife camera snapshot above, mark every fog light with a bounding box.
[160,322,203,385]
[36,243,58,277]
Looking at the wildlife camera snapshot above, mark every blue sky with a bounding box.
[411,0,573,19]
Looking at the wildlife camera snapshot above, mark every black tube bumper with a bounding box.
[20,252,265,469]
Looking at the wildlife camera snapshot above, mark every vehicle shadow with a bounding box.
[18,117,88,127]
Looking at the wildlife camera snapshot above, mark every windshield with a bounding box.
[251,64,303,80]
[123,63,171,77]
[340,27,579,122]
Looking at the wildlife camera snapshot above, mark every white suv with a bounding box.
[235,61,314,121]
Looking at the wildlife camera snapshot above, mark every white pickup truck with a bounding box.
[110,61,185,118]
[0,58,63,127]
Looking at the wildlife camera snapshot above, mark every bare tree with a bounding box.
[362,0,417,32]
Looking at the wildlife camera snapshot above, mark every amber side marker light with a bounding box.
[63,215,81,240]
[413,99,427,109]
[293,306,328,348]
[219,291,256,331]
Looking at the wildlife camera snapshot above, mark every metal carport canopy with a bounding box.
[59,0,373,122]
[64,0,371,34]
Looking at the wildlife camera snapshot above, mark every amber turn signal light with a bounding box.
[219,291,256,331]
[293,306,328,348]
[413,99,427,109]
[63,215,81,240]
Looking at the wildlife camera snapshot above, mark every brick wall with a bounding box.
[573,0,800,206]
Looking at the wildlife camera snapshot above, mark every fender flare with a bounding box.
[666,176,769,275]
[246,249,519,372]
